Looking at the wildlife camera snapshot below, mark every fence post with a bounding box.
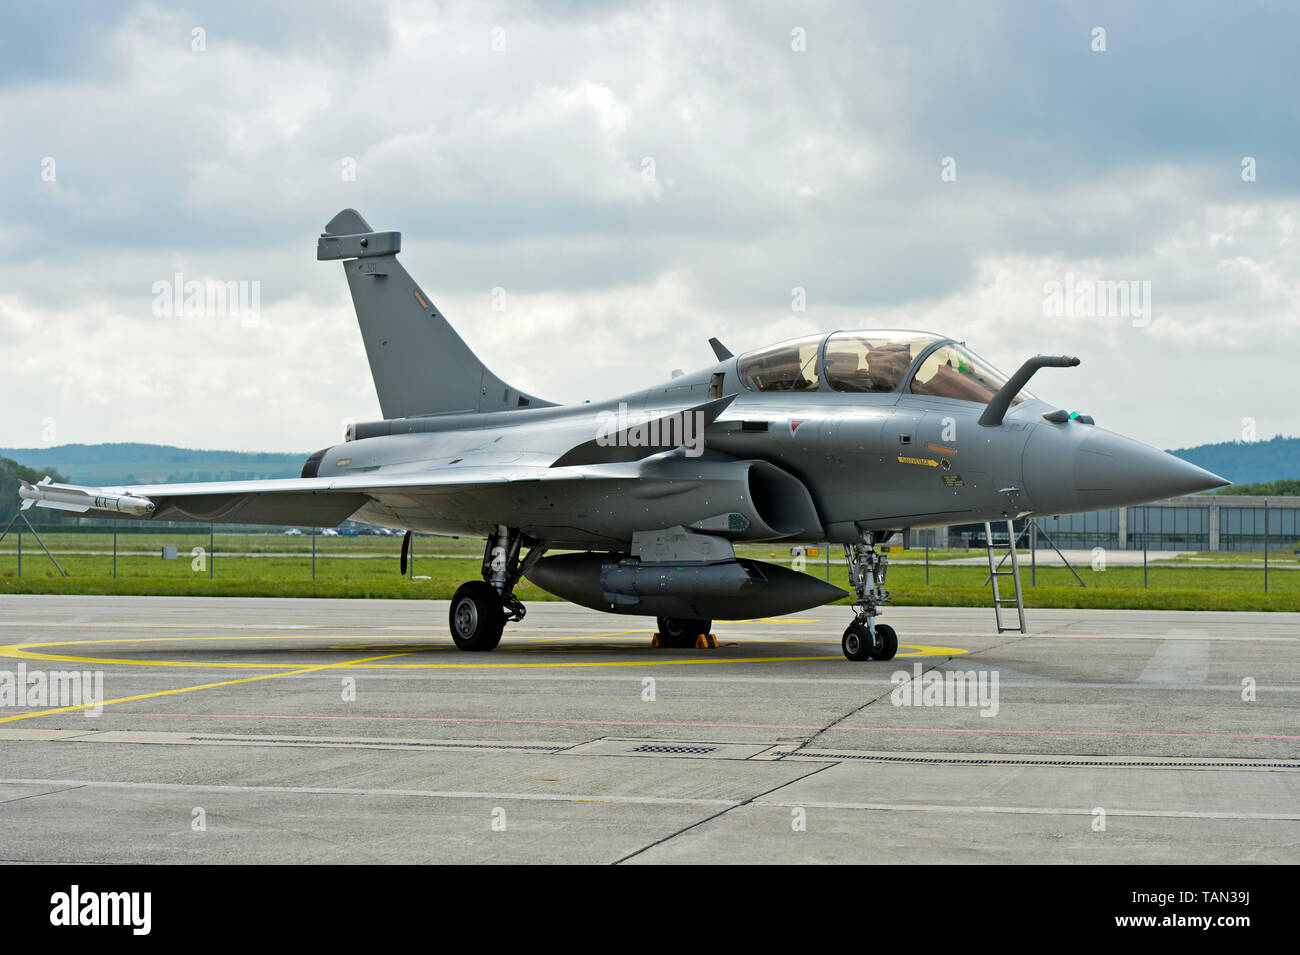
[1030,520,1037,587]
[113,520,117,579]
[16,524,21,577]
[1264,499,1269,593]
[312,527,317,580]
[209,524,214,580]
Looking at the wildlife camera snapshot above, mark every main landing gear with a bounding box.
[841,531,899,662]
[448,525,546,651]
[655,616,713,648]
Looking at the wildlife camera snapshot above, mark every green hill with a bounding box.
[1216,478,1300,497]
[1168,435,1300,488]
[0,443,307,486]
[0,456,67,524]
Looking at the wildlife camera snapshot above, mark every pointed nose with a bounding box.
[1073,430,1230,505]
[1023,423,1231,515]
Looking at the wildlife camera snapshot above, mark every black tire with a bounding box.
[871,623,899,661]
[656,616,711,648]
[449,581,505,651]
[842,623,873,661]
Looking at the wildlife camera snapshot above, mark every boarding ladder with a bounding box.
[983,520,1026,633]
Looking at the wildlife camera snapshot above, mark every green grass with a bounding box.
[0,529,481,555]
[2,547,1297,611]
[1162,550,1300,564]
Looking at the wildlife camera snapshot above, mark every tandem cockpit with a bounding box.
[735,330,1034,408]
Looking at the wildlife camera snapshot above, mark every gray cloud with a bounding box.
[1,0,1297,452]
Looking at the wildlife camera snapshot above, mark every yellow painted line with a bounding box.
[295,655,846,670]
[0,635,966,672]
[451,629,657,642]
[345,645,964,669]
[0,651,416,724]
[718,618,823,624]
[0,630,658,668]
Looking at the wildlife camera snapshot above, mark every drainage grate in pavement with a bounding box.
[562,738,773,759]
[786,751,1300,769]
[626,744,720,755]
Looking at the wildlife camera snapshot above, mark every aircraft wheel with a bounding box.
[842,623,873,661]
[449,581,505,651]
[657,616,711,648]
[871,623,899,661]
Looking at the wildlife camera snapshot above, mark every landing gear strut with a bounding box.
[841,531,899,661]
[448,525,545,652]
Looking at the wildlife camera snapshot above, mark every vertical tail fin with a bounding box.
[318,208,553,419]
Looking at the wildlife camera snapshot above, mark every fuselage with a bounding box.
[307,329,1226,547]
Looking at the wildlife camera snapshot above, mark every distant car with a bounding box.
[339,529,359,537]
[284,528,303,536]
[320,528,339,537]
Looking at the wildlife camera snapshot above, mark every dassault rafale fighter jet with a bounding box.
[22,209,1229,660]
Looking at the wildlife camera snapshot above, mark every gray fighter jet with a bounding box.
[21,209,1229,659]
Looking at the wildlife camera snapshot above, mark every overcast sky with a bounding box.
[3,0,1297,454]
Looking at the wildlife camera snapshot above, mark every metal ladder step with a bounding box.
[984,520,1026,633]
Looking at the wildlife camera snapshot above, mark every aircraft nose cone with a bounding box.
[1074,430,1230,505]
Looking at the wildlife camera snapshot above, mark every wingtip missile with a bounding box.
[17,481,156,516]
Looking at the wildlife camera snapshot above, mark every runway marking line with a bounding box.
[2,777,1296,820]
[86,712,1300,741]
[0,627,965,722]
[0,634,968,672]
[0,650,417,725]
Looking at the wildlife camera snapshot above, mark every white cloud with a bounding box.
[2,0,1297,454]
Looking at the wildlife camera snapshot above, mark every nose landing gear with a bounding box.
[842,620,898,661]
[841,531,899,661]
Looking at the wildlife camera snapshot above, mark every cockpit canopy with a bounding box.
[736,336,825,392]
[822,332,941,393]
[736,330,1032,407]
[909,342,1030,407]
